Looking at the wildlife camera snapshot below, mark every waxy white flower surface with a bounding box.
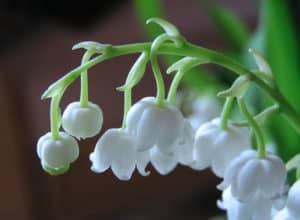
[136,150,151,176]
[126,97,185,153]
[218,186,275,220]
[273,180,300,220]
[62,101,103,139]
[37,132,79,169]
[150,146,177,175]
[218,149,287,202]
[173,120,195,166]
[192,118,251,177]
[90,128,136,181]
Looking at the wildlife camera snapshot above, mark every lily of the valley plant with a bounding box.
[37,18,300,220]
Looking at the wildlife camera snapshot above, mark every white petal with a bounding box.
[150,146,177,175]
[37,132,52,159]
[91,129,136,180]
[126,97,184,153]
[286,180,300,217]
[273,208,292,220]
[155,104,185,154]
[192,131,215,170]
[212,125,251,177]
[62,101,103,139]
[40,132,79,168]
[89,152,109,173]
[136,150,151,176]
[174,120,195,165]
[218,150,256,190]
[234,158,261,202]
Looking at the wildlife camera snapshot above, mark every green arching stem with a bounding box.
[220,97,234,130]
[238,98,266,158]
[151,55,165,106]
[45,41,300,134]
[80,50,94,107]
[50,92,64,140]
[167,70,185,104]
[150,34,178,107]
[122,89,132,128]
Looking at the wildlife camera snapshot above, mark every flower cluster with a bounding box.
[36,18,300,220]
[218,150,287,220]
[89,96,255,181]
[37,101,103,175]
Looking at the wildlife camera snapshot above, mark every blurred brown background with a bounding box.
[0,0,258,219]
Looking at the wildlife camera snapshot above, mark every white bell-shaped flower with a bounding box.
[37,132,79,169]
[150,146,177,175]
[62,101,103,139]
[218,149,287,202]
[217,186,275,220]
[187,96,220,129]
[192,118,251,177]
[126,97,185,153]
[173,120,195,166]
[90,128,136,181]
[273,180,300,220]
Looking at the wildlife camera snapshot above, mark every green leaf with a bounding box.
[200,0,249,52]
[132,0,164,39]
[263,0,300,161]
[264,0,300,110]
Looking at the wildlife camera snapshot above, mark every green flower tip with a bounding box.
[42,163,70,176]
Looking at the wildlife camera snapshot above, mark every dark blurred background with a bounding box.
[0,0,285,219]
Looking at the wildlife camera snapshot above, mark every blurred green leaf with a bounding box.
[262,0,300,160]
[132,0,164,40]
[200,0,250,52]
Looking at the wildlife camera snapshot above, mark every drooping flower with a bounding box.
[217,186,277,220]
[192,118,251,177]
[62,101,103,139]
[37,132,79,174]
[126,97,185,154]
[218,149,287,202]
[90,128,137,181]
[273,180,300,220]
[187,96,220,129]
